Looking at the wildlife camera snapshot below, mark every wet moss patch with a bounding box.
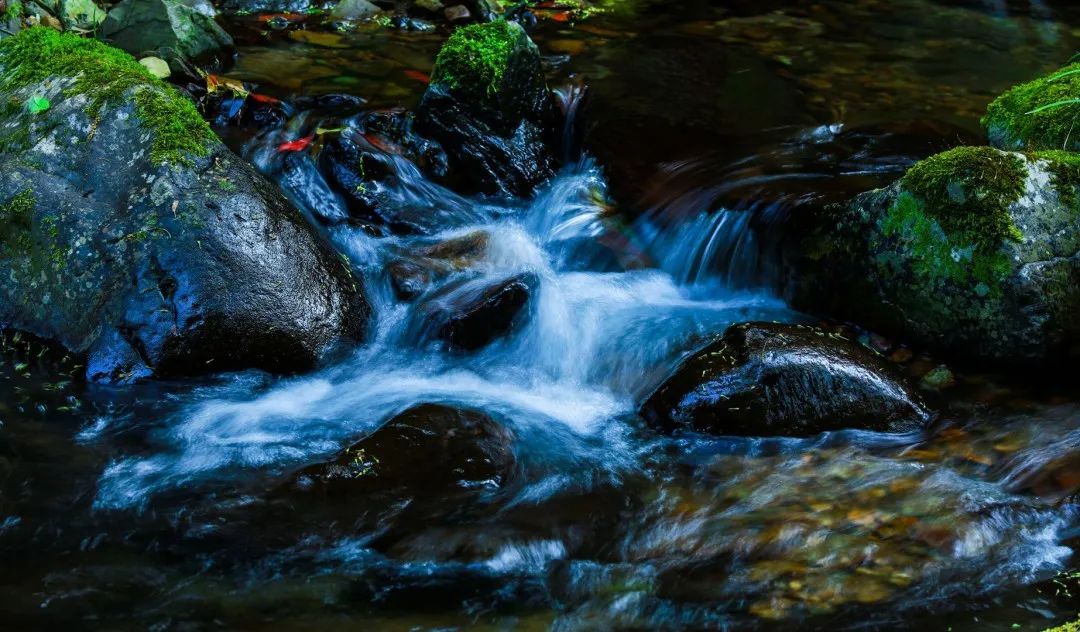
[983,62,1080,151]
[431,20,518,101]
[1032,149,1080,210]
[0,27,213,165]
[874,147,1027,296]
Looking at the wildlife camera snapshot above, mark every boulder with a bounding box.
[294,403,516,495]
[788,146,1080,365]
[410,272,536,351]
[330,0,381,21]
[100,0,233,68]
[0,28,369,383]
[415,20,556,197]
[641,322,931,437]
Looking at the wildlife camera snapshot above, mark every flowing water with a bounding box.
[6,1,1080,630]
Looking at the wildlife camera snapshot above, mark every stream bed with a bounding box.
[5,1,1080,630]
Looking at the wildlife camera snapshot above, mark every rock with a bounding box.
[641,322,931,437]
[61,0,106,28]
[295,404,516,495]
[983,61,1080,152]
[414,0,444,13]
[318,118,449,230]
[444,4,470,22]
[919,365,955,391]
[99,0,234,67]
[788,146,1080,365]
[0,28,369,383]
[330,0,380,21]
[416,20,556,197]
[138,56,172,79]
[410,272,536,351]
[386,230,490,300]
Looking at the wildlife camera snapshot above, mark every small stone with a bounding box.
[444,4,471,22]
[415,0,444,12]
[330,0,380,21]
[920,365,956,391]
[889,347,913,363]
[139,56,171,79]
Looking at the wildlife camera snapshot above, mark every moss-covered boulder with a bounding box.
[0,28,369,383]
[983,62,1080,152]
[788,146,1080,365]
[416,20,556,196]
[641,322,930,437]
[100,0,233,68]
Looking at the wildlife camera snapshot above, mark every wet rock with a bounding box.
[788,146,1080,366]
[411,272,536,351]
[641,322,931,437]
[0,29,369,383]
[444,4,470,22]
[386,230,490,300]
[296,404,516,495]
[416,20,556,197]
[319,118,449,230]
[100,0,234,69]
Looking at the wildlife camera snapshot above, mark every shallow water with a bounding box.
[6,1,1080,630]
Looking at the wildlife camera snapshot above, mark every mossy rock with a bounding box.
[983,62,1080,152]
[789,146,1080,365]
[416,20,556,196]
[0,28,369,383]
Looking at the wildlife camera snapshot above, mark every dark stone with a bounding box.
[410,272,536,351]
[100,0,234,68]
[641,322,931,437]
[415,21,556,197]
[295,403,516,495]
[0,65,369,384]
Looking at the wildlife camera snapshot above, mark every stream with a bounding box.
[5,0,1080,630]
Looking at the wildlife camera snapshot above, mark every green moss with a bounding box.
[3,0,22,21]
[1031,149,1080,209]
[875,147,1028,296]
[0,189,34,253]
[983,62,1080,151]
[0,27,213,165]
[430,20,518,100]
[901,146,1026,245]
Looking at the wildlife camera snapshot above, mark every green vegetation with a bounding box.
[983,61,1080,150]
[0,27,214,165]
[0,189,34,253]
[3,0,22,21]
[875,147,1028,295]
[430,20,519,100]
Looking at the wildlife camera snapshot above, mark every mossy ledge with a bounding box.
[877,146,1027,294]
[983,61,1080,151]
[0,27,214,165]
[430,20,519,101]
[1032,149,1080,209]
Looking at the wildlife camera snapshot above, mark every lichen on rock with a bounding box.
[0,26,214,165]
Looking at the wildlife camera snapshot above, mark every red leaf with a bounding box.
[403,70,431,84]
[250,93,281,105]
[277,134,315,153]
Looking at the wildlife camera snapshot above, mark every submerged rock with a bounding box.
[416,20,556,196]
[410,272,537,351]
[386,230,490,300]
[100,0,234,68]
[0,28,369,383]
[788,146,1080,365]
[641,322,930,437]
[295,404,516,495]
